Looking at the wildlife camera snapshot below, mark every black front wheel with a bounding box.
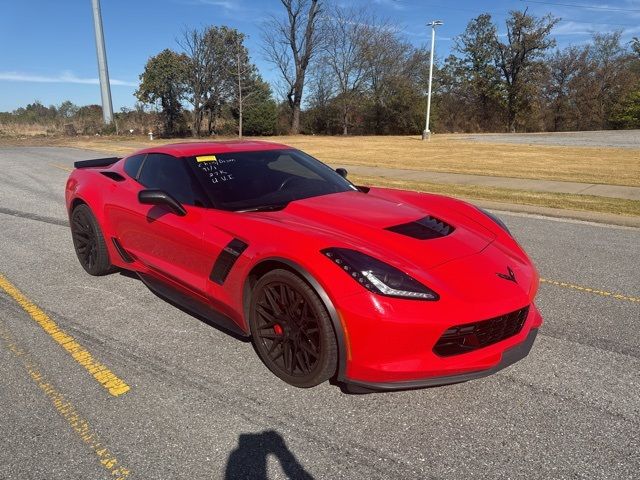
[249,269,338,388]
[70,204,115,276]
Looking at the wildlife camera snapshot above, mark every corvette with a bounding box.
[65,141,542,392]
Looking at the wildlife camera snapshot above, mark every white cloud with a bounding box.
[0,71,137,87]
[373,0,405,11]
[553,21,595,36]
[186,0,240,10]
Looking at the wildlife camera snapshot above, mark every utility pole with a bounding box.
[422,20,443,141]
[91,0,114,124]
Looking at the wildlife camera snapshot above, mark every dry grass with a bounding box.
[0,122,50,137]
[267,135,640,187]
[1,133,638,215]
[25,133,639,187]
[351,175,640,217]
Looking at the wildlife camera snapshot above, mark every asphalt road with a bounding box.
[461,129,640,149]
[1,147,638,480]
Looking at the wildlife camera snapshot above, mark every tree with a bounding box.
[306,60,338,133]
[454,14,504,131]
[493,10,558,132]
[58,101,79,119]
[227,33,256,138]
[589,32,635,129]
[321,5,372,135]
[632,37,640,58]
[610,88,640,128]
[360,28,428,134]
[262,0,323,134]
[136,49,189,136]
[543,46,589,131]
[201,26,240,135]
[179,28,211,136]
[242,80,278,136]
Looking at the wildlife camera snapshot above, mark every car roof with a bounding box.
[134,140,293,158]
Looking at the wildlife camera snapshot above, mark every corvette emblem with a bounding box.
[497,267,517,283]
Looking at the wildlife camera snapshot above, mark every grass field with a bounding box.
[351,175,640,217]
[2,133,638,216]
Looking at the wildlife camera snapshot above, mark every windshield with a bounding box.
[186,149,357,211]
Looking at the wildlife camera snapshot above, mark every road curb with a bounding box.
[466,198,640,228]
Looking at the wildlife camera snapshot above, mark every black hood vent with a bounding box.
[386,215,454,240]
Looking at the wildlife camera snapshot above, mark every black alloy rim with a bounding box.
[255,282,322,377]
[72,210,98,270]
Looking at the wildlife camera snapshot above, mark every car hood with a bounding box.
[249,190,496,271]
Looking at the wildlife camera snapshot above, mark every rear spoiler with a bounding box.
[73,157,121,169]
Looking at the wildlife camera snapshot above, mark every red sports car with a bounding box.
[66,141,542,392]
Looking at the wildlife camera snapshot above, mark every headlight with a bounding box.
[322,248,439,300]
[478,208,511,236]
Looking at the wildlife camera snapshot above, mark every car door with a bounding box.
[114,153,213,295]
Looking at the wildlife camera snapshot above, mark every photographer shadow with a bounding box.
[224,430,314,480]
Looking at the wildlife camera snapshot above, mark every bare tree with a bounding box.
[361,25,429,134]
[544,46,589,131]
[227,35,258,139]
[262,0,323,134]
[321,6,374,135]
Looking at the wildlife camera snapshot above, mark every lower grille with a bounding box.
[433,306,530,357]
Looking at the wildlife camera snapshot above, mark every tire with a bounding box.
[70,204,116,276]
[249,269,338,388]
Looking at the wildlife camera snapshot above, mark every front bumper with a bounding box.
[343,327,538,393]
[335,289,542,387]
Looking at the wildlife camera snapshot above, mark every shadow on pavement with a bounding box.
[225,430,314,480]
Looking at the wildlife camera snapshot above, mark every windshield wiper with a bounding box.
[237,203,289,213]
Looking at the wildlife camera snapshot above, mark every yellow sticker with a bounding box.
[196,155,217,162]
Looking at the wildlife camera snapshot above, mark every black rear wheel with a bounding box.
[70,204,115,276]
[249,269,338,388]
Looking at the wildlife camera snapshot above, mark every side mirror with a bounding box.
[138,189,187,216]
[336,168,348,178]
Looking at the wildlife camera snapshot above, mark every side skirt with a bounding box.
[137,272,249,339]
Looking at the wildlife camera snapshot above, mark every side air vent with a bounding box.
[210,238,248,285]
[386,215,454,240]
[111,238,134,263]
[100,171,125,182]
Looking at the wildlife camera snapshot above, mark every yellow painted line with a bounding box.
[540,277,640,304]
[0,274,131,396]
[49,163,73,172]
[0,321,131,479]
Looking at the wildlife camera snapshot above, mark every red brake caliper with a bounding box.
[273,324,284,335]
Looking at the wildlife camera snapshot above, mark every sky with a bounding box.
[1,0,639,112]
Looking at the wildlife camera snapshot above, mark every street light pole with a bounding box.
[91,0,114,125]
[422,20,443,141]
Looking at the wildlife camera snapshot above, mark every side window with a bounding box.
[138,154,203,206]
[123,154,145,179]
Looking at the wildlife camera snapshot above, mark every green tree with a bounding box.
[493,10,558,132]
[136,49,189,136]
[242,80,278,136]
[610,88,640,128]
[58,101,79,119]
[454,14,504,131]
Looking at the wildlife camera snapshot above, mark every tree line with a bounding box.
[2,1,639,137]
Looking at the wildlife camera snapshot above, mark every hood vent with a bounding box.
[386,215,454,240]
